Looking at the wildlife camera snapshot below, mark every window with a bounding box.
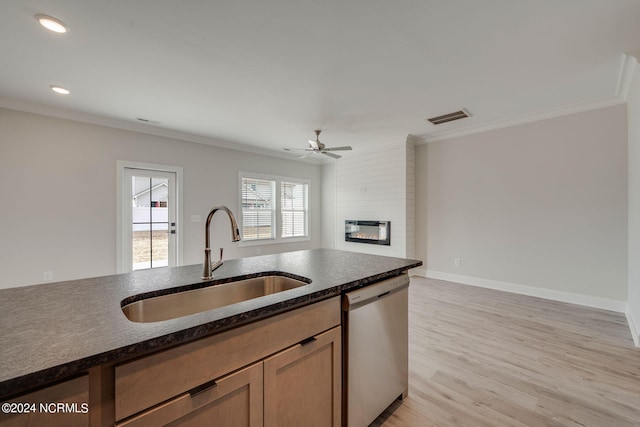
[281,181,308,238]
[241,176,275,241]
[240,173,309,244]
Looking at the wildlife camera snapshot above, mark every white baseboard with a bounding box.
[626,309,640,347]
[411,269,627,313]
[410,268,428,277]
[408,267,425,277]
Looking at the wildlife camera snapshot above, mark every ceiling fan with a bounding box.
[284,130,352,159]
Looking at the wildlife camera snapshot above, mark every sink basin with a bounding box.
[122,275,309,323]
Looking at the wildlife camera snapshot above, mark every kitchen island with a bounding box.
[0,248,421,426]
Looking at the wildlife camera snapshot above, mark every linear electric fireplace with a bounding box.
[345,220,391,245]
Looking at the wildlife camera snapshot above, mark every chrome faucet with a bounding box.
[202,205,241,280]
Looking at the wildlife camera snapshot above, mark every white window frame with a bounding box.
[281,179,309,238]
[238,171,311,247]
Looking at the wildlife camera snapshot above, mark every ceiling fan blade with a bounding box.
[322,146,352,151]
[322,151,342,159]
[284,147,312,151]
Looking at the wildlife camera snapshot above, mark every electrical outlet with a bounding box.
[454,258,461,267]
[43,271,53,282]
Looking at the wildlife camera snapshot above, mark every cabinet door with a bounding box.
[117,362,263,427]
[264,327,341,427]
[0,375,89,427]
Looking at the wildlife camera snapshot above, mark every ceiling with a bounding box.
[1,1,639,162]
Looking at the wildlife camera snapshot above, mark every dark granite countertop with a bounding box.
[0,249,421,398]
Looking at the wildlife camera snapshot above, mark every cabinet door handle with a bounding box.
[299,336,317,346]
[189,379,218,397]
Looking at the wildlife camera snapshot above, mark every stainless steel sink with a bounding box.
[122,275,309,323]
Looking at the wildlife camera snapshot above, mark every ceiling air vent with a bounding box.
[427,109,470,125]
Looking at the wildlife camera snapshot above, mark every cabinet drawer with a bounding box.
[0,375,89,427]
[116,362,263,427]
[115,296,340,420]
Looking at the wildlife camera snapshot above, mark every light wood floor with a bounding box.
[372,276,640,427]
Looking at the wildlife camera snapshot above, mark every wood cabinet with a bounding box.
[0,375,89,427]
[264,327,341,427]
[0,297,343,427]
[117,362,263,427]
[114,297,341,426]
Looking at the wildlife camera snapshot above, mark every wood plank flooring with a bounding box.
[372,276,640,427]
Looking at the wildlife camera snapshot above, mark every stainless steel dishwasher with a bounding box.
[343,273,409,427]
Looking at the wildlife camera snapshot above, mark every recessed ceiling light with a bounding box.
[36,14,68,34]
[50,85,70,95]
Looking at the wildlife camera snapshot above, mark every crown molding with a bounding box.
[414,53,638,145]
[405,134,420,146]
[4,53,638,153]
[417,95,625,144]
[0,96,325,164]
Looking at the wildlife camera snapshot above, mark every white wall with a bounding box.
[627,59,640,345]
[417,104,628,307]
[0,108,322,289]
[334,139,413,258]
[320,162,336,249]
[415,143,428,267]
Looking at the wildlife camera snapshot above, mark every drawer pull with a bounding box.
[299,336,317,346]
[189,379,218,397]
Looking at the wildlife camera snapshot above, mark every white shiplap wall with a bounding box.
[335,139,413,258]
[320,162,337,249]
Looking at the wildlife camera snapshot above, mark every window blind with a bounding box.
[241,177,275,240]
[281,181,307,238]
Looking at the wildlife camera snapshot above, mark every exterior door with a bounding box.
[122,167,177,271]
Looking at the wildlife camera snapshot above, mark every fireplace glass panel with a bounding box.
[345,220,390,245]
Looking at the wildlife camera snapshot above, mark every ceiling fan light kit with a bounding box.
[284,130,352,160]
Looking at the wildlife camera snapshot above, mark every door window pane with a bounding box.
[132,176,170,270]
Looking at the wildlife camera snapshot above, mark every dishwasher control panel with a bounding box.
[342,273,409,311]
